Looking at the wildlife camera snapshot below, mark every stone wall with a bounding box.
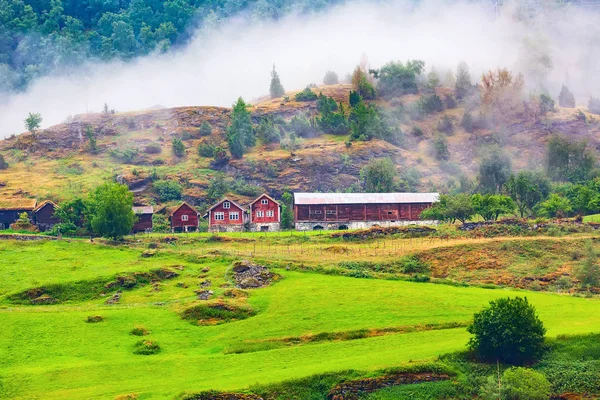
[209,224,245,233]
[247,222,280,232]
[295,220,438,231]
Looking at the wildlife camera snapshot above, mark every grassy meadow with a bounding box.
[1,234,600,399]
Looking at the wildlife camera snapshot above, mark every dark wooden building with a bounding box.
[293,193,439,230]
[0,198,37,230]
[248,194,280,232]
[34,200,59,232]
[168,203,199,232]
[206,198,246,232]
[132,206,153,233]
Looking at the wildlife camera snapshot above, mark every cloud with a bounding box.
[1,0,599,137]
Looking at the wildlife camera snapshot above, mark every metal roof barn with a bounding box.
[293,193,439,205]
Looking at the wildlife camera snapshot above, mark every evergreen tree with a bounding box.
[171,138,185,157]
[269,64,285,99]
[349,90,362,108]
[85,125,97,153]
[558,85,576,108]
[199,121,212,136]
[227,97,255,159]
[0,154,8,170]
[455,61,472,100]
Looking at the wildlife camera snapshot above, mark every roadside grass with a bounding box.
[584,213,600,223]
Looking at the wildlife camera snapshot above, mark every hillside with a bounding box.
[1,83,598,211]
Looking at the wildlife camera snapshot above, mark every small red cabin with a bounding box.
[169,203,199,232]
[206,198,246,232]
[132,206,153,233]
[249,194,281,232]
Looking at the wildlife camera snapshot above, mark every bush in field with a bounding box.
[323,70,339,85]
[576,240,600,290]
[256,118,281,144]
[294,87,318,102]
[0,154,8,169]
[152,179,182,201]
[109,147,139,163]
[437,115,454,135]
[199,121,212,137]
[290,112,317,138]
[461,111,474,133]
[418,94,444,115]
[171,138,185,157]
[468,297,546,365]
[432,133,449,161]
[143,143,162,154]
[133,340,161,355]
[480,367,551,400]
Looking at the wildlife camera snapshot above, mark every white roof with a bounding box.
[294,192,439,205]
[133,206,154,214]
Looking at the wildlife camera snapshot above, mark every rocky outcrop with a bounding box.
[231,260,278,289]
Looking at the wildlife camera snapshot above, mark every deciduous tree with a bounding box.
[88,182,135,240]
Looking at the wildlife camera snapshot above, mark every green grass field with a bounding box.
[1,238,600,399]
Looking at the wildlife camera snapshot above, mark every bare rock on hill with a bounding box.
[195,290,214,300]
[232,260,277,289]
[31,294,58,305]
[105,290,122,304]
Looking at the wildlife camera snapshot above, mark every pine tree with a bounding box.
[227,97,255,159]
[269,64,285,99]
[86,125,97,153]
[455,62,472,100]
[558,85,576,108]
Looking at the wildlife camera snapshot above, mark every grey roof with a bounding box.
[133,206,154,214]
[293,192,439,205]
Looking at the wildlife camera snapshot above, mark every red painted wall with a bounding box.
[171,204,199,229]
[209,201,244,226]
[294,202,434,222]
[133,214,153,232]
[251,196,280,223]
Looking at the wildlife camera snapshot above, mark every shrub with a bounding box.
[399,255,429,274]
[198,142,216,157]
[289,113,317,138]
[411,126,424,137]
[461,112,474,133]
[555,276,572,292]
[171,138,185,157]
[294,87,318,102]
[152,179,183,201]
[432,133,449,161]
[468,297,546,365]
[152,213,170,233]
[352,66,376,100]
[256,118,281,144]
[0,154,7,169]
[540,94,555,115]
[480,367,551,400]
[589,97,600,115]
[130,326,149,336]
[437,115,454,135]
[323,70,339,85]
[133,340,161,355]
[143,143,162,154]
[418,94,444,115]
[576,240,600,289]
[444,94,457,109]
[109,147,139,163]
[349,90,362,108]
[376,60,424,97]
[199,121,212,137]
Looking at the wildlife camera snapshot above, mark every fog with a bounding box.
[1,0,600,137]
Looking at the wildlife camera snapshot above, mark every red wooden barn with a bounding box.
[249,194,281,232]
[168,202,199,232]
[293,192,439,231]
[206,198,246,232]
[34,200,59,232]
[132,206,153,233]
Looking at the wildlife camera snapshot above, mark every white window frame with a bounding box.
[181,214,189,222]
[266,210,274,217]
[261,199,268,205]
[229,212,239,220]
[223,202,230,209]
[214,212,225,220]
[256,211,264,217]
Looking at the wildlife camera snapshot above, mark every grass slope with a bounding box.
[1,240,600,399]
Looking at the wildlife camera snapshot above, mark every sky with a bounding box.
[1,0,599,137]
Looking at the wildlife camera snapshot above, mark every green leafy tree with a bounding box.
[478,147,512,194]
[227,97,255,159]
[546,135,596,183]
[558,84,575,108]
[85,125,97,153]
[432,133,450,161]
[351,66,376,100]
[206,174,228,202]
[420,193,474,223]
[418,94,444,115]
[349,103,393,142]
[256,117,281,144]
[360,157,397,192]
[323,70,339,85]
[171,137,185,157]
[56,198,89,230]
[269,64,285,99]
[318,98,349,135]
[152,213,170,233]
[152,179,183,201]
[480,368,551,400]
[576,240,600,289]
[539,93,555,115]
[427,67,440,89]
[289,112,316,138]
[376,60,425,97]
[468,297,546,365]
[24,112,42,134]
[88,182,135,239]
[505,171,551,217]
[538,193,572,218]
[472,194,515,221]
[199,121,212,137]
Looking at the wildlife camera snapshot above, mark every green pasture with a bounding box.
[0,239,600,399]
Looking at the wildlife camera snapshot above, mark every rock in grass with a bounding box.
[86,315,104,323]
[195,290,214,300]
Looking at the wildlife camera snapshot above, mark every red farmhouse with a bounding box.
[206,198,246,232]
[248,194,280,232]
[168,202,199,232]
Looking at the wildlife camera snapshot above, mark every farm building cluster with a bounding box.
[0,192,439,233]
